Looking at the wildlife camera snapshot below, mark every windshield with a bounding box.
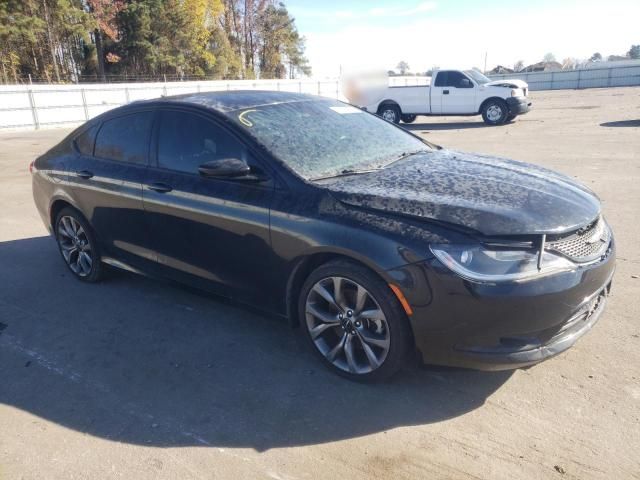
[228,99,430,180]
[464,70,491,85]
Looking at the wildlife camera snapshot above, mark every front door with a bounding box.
[440,71,477,114]
[142,108,275,304]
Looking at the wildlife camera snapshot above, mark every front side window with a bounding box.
[94,112,154,164]
[446,71,468,88]
[157,110,247,174]
[228,99,431,180]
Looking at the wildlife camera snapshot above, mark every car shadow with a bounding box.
[599,120,640,128]
[402,121,488,131]
[0,236,512,451]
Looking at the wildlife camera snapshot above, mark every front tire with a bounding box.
[482,99,509,125]
[299,260,412,382]
[378,104,401,124]
[55,207,103,282]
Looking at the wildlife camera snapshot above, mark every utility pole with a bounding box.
[484,51,488,73]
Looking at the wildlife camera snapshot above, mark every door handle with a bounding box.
[76,170,94,179]
[443,90,450,95]
[147,182,173,193]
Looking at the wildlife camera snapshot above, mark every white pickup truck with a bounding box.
[349,69,532,126]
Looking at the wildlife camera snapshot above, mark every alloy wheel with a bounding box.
[57,215,93,277]
[305,276,391,374]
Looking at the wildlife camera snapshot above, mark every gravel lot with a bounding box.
[0,86,639,480]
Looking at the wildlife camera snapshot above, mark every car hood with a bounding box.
[485,79,528,89]
[322,150,601,236]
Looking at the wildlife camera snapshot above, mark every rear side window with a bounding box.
[156,110,247,174]
[434,71,449,87]
[95,112,154,164]
[74,125,98,155]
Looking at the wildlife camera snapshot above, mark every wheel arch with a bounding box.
[49,197,78,231]
[478,96,508,114]
[376,100,402,115]
[285,249,402,328]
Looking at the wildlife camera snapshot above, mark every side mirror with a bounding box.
[459,78,473,88]
[198,157,251,178]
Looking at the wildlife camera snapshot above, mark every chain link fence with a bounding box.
[3,73,286,85]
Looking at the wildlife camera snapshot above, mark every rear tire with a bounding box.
[55,207,103,283]
[481,99,509,125]
[378,104,401,124]
[299,260,412,382]
[401,114,417,124]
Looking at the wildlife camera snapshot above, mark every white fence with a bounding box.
[1,64,639,130]
[488,64,640,91]
[0,79,341,130]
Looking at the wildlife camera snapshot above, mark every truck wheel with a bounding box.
[401,114,417,124]
[482,99,508,125]
[378,104,401,124]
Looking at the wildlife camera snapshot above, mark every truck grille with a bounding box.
[546,216,611,263]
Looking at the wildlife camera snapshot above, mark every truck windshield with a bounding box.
[229,99,431,180]
[464,70,491,85]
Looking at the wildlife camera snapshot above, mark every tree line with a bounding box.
[0,0,311,84]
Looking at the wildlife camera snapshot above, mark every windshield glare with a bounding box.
[464,70,491,85]
[229,99,430,180]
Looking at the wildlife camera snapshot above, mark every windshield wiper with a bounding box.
[310,150,430,181]
[310,167,384,181]
[382,149,429,168]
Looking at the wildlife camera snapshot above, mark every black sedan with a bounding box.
[31,91,615,381]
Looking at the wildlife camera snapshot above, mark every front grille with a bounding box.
[546,216,611,263]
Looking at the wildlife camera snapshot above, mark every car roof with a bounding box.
[133,90,322,114]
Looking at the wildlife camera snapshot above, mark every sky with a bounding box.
[286,0,640,77]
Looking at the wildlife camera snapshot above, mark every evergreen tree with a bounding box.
[0,0,311,83]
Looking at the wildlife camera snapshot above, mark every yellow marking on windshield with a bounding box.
[238,109,257,127]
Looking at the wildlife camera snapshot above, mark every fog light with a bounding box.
[460,250,473,265]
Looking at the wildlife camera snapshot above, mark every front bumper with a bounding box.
[507,96,531,115]
[450,280,612,370]
[387,240,615,370]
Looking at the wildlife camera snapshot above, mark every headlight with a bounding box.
[511,88,523,97]
[430,244,575,283]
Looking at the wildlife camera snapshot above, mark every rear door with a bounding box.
[66,110,156,268]
[440,71,477,114]
[142,108,276,305]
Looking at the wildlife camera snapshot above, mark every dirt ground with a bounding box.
[0,86,639,480]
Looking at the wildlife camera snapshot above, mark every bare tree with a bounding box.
[589,52,602,62]
[396,61,409,75]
